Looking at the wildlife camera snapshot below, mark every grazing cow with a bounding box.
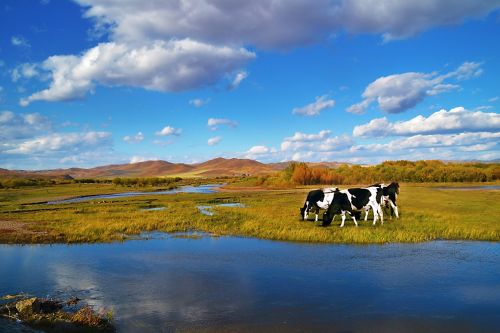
[370,182,400,219]
[322,187,383,227]
[300,188,336,222]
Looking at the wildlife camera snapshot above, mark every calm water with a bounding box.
[1,236,499,332]
[197,203,246,216]
[46,184,221,204]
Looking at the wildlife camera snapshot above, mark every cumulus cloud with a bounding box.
[353,107,500,137]
[20,40,255,106]
[347,62,482,114]
[130,156,158,163]
[281,130,354,152]
[0,111,52,140]
[207,118,238,130]
[4,131,111,155]
[292,95,335,116]
[18,1,500,104]
[229,71,248,90]
[243,145,279,161]
[207,136,222,146]
[355,132,500,153]
[11,64,39,82]
[11,36,30,48]
[247,145,270,155]
[76,0,500,48]
[189,98,210,107]
[123,131,144,143]
[156,126,182,136]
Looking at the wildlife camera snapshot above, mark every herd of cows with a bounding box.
[300,183,400,227]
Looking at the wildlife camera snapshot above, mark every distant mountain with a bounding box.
[1,158,278,179]
[192,157,275,176]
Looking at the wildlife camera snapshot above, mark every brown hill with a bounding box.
[0,158,277,179]
[193,158,275,176]
[0,158,354,179]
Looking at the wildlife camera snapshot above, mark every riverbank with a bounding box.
[0,183,498,244]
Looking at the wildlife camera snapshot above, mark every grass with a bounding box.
[0,182,498,244]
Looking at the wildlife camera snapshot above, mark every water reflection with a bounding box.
[46,184,221,204]
[197,203,245,216]
[1,237,499,332]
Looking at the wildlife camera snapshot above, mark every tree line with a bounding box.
[0,176,183,189]
[242,160,500,187]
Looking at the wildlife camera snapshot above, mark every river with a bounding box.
[1,235,498,332]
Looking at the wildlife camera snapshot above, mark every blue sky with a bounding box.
[1,0,499,170]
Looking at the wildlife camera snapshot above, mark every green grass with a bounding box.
[0,183,498,244]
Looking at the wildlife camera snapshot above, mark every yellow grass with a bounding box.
[0,183,498,244]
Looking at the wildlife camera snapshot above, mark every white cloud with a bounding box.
[4,131,111,155]
[207,136,222,146]
[292,95,335,116]
[247,145,270,154]
[355,132,500,152]
[76,0,500,48]
[353,107,500,137]
[189,98,210,107]
[17,1,499,104]
[123,131,144,143]
[20,40,255,106]
[156,126,182,136]
[489,96,499,103]
[347,62,482,114]
[130,156,158,163]
[11,36,30,48]
[281,130,354,152]
[0,111,52,140]
[11,64,39,82]
[229,71,248,90]
[207,118,238,130]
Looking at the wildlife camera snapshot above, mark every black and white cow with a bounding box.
[322,187,383,227]
[300,188,336,222]
[369,182,400,219]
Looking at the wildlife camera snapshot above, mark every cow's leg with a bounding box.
[304,202,309,220]
[378,204,384,225]
[372,204,378,225]
[351,212,358,227]
[364,207,370,221]
[340,212,346,227]
[390,201,399,218]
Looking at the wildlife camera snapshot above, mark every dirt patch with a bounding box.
[0,220,46,235]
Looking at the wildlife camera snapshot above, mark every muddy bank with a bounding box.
[0,294,114,332]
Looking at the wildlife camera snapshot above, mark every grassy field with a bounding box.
[0,183,499,244]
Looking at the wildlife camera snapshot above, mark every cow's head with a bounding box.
[393,182,400,194]
[322,191,342,226]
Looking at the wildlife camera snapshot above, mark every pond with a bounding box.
[46,184,222,204]
[1,236,499,332]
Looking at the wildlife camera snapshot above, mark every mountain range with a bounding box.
[1,158,330,179]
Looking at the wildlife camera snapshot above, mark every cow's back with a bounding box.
[346,188,371,209]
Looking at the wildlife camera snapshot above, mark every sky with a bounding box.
[1,0,500,170]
